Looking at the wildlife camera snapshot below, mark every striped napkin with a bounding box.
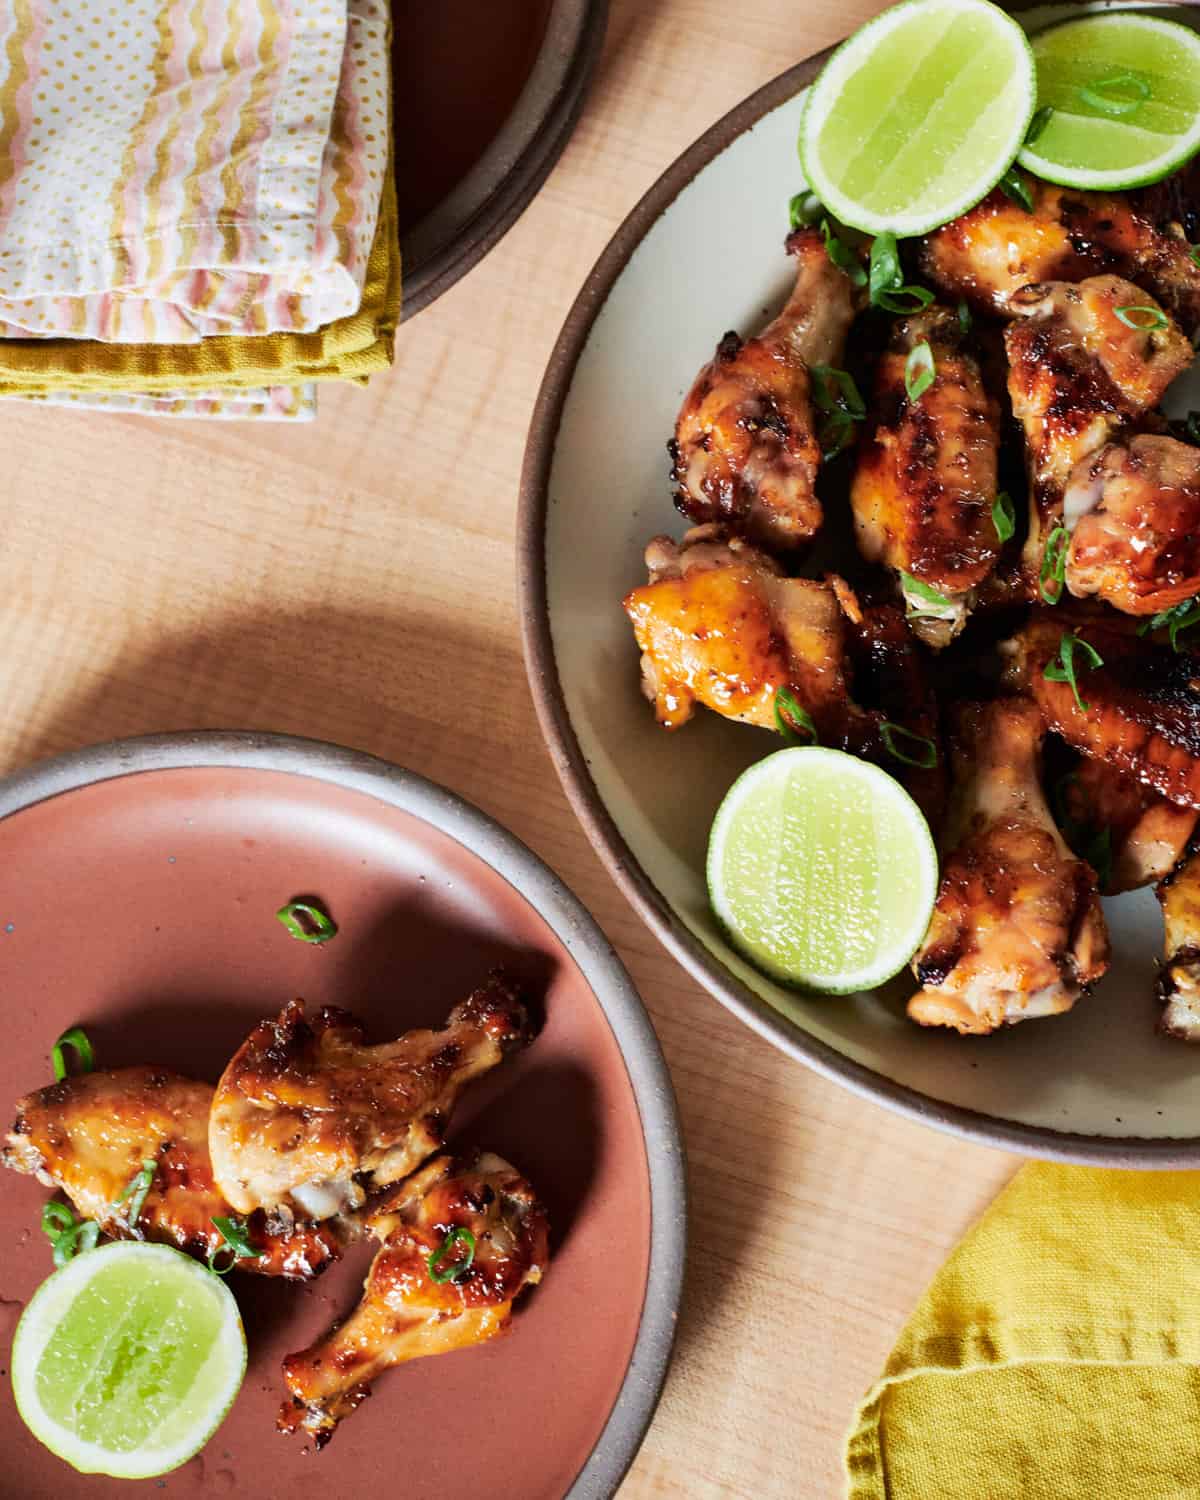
[0,0,396,419]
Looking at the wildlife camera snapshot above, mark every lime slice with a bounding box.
[12,1242,246,1479]
[707,747,937,994]
[799,0,1036,236]
[1019,14,1200,191]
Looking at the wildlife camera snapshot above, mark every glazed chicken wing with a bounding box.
[278,1150,548,1446]
[1005,277,1192,586]
[1057,754,1197,894]
[209,973,532,1220]
[850,305,1002,647]
[1005,612,1200,810]
[1064,436,1200,617]
[669,226,858,552]
[908,697,1109,1035]
[2,1068,341,1277]
[1158,842,1200,1041]
[921,180,1200,333]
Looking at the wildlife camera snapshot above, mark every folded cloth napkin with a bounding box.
[845,1163,1200,1499]
[0,0,397,418]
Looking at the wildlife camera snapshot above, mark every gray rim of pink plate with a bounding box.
[517,17,1200,1170]
[0,730,687,1498]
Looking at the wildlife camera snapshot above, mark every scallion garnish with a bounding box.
[789,191,823,230]
[1186,411,1200,446]
[957,299,971,334]
[1079,70,1150,119]
[207,1215,258,1275]
[1025,105,1054,145]
[1114,303,1168,331]
[111,1158,157,1233]
[904,341,935,402]
[276,899,338,944]
[1137,596,1200,652]
[867,231,935,314]
[880,722,938,770]
[51,1026,93,1083]
[773,687,818,745]
[427,1227,477,1285]
[820,218,867,288]
[1190,246,1200,270]
[1039,525,1069,604]
[991,491,1016,544]
[41,1201,100,1268]
[998,167,1033,213]
[810,363,865,460]
[900,572,957,623]
[1044,632,1103,713]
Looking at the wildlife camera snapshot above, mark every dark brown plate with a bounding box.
[0,734,683,1498]
[395,0,609,321]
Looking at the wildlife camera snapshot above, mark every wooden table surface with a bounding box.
[0,2,1020,1493]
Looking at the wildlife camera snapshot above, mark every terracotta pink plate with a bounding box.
[0,733,683,1499]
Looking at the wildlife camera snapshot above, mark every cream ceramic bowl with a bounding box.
[520,4,1200,1163]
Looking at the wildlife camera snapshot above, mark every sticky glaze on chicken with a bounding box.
[209,973,532,1220]
[2,1067,340,1278]
[1005,276,1192,587]
[908,698,1109,1035]
[850,304,1002,647]
[921,180,1200,332]
[1158,842,1200,1041]
[669,226,858,552]
[278,1150,548,1447]
[1056,754,1197,894]
[1064,436,1200,617]
[1005,612,1200,811]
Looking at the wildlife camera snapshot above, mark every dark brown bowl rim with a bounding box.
[517,39,1200,1170]
[399,0,609,322]
[0,731,686,1497]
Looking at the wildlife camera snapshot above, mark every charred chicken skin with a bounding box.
[1005,276,1192,587]
[908,697,1110,1035]
[279,1150,548,1447]
[1059,754,1198,895]
[669,226,858,552]
[850,304,1002,647]
[209,973,533,1221]
[921,179,1200,333]
[2,1067,340,1278]
[1158,842,1200,1041]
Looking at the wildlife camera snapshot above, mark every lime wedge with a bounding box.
[707,747,937,994]
[799,0,1036,236]
[1019,14,1200,191]
[12,1242,246,1479]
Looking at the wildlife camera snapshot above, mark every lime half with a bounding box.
[799,0,1036,236]
[1019,14,1200,191]
[12,1241,246,1479]
[707,747,937,994]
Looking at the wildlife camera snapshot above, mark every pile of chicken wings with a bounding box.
[624,165,1200,1039]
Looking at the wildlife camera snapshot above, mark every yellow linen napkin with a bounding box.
[846,1163,1200,1499]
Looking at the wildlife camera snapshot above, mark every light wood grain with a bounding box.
[0,2,1019,1494]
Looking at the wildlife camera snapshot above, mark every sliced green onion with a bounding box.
[41,1202,76,1240]
[867,231,935,313]
[208,1215,258,1275]
[1079,70,1150,119]
[427,1226,477,1285]
[901,573,952,609]
[1186,411,1200,446]
[41,1201,100,1267]
[1039,525,1069,605]
[900,572,958,624]
[276,899,338,944]
[957,299,972,334]
[774,687,818,745]
[1190,246,1200,270]
[1025,105,1054,145]
[51,1026,93,1083]
[904,341,935,402]
[1044,633,1103,713]
[880,722,938,770]
[1114,304,1168,331]
[112,1158,157,1233]
[810,364,865,461]
[1137,596,1200,652]
[820,218,867,288]
[789,191,823,230]
[998,167,1033,213]
[991,492,1016,544]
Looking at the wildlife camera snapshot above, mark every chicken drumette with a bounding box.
[1158,842,1200,1042]
[909,697,1110,1035]
[278,1150,549,1447]
[669,226,858,552]
[1058,754,1197,895]
[209,973,533,1221]
[850,304,1002,647]
[2,1067,341,1277]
